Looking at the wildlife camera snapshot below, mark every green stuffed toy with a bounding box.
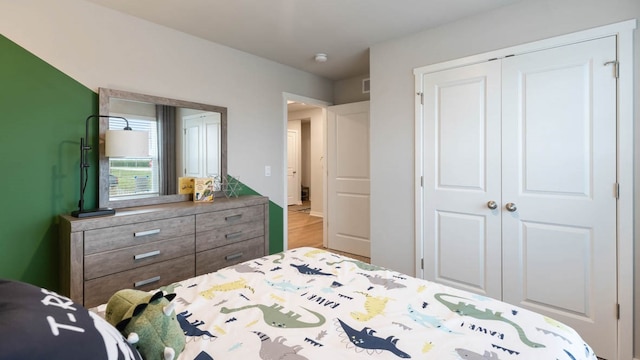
[106,289,185,360]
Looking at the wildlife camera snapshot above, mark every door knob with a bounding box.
[505,202,517,212]
[487,201,497,210]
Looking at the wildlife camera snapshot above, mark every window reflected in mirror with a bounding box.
[108,115,158,199]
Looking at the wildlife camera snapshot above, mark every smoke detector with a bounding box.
[314,53,328,63]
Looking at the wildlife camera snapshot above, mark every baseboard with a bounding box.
[309,211,324,218]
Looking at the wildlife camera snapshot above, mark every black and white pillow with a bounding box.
[0,279,142,360]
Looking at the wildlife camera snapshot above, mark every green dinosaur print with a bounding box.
[157,282,182,294]
[220,303,326,329]
[325,259,384,271]
[434,293,544,348]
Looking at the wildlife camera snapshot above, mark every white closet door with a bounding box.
[183,118,202,178]
[204,117,221,177]
[422,61,502,299]
[501,36,617,360]
[183,113,221,178]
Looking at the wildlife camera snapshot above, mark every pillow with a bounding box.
[0,279,142,360]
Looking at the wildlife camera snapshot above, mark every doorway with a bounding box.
[284,95,327,253]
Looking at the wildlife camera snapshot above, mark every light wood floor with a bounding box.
[288,201,370,263]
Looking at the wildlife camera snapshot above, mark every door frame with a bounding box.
[282,93,331,251]
[413,19,635,360]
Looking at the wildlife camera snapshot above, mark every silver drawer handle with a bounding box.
[225,252,243,261]
[225,231,243,240]
[134,229,160,237]
[134,250,161,260]
[225,214,242,221]
[134,276,160,288]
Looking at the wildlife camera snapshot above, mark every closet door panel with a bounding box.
[501,36,617,360]
[422,61,502,299]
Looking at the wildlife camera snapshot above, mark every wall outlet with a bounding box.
[265,165,271,177]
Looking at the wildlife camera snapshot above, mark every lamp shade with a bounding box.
[105,129,149,158]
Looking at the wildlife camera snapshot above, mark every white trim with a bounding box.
[282,92,331,252]
[414,19,637,75]
[414,75,424,279]
[413,19,635,360]
[614,21,635,360]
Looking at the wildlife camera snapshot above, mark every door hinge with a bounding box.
[420,176,424,188]
[615,182,620,199]
[417,92,424,105]
[616,303,620,319]
[604,60,619,78]
[421,258,424,270]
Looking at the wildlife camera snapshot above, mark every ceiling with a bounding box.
[84,0,522,81]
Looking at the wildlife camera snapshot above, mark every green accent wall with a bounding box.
[0,35,97,291]
[0,35,284,291]
[236,181,284,254]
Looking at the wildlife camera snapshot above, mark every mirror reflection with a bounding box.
[98,88,227,209]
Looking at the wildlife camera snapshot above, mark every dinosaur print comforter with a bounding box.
[112,247,597,359]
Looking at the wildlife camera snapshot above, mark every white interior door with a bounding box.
[501,36,617,360]
[422,61,502,299]
[287,129,300,205]
[327,101,370,257]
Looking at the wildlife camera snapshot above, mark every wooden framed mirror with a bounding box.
[98,88,227,209]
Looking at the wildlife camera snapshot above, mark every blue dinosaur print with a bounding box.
[406,304,458,333]
[564,349,576,360]
[290,263,333,276]
[178,311,216,340]
[336,318,410,358]
[194,351,214,360]
[265,279,312,293]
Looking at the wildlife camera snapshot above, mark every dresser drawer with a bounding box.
[195,205,264,232]
[85,216,195,255]
[84,234,195,280]
[83,255,194,308]
[196,220,264,252]
[195,237,265,275]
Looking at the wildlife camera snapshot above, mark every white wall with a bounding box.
[286,119,302,205]
[288,108,325,216]
[301,122,311,189]
[334,74,370,105]
[369,0,639,356]
[0,0,333,209]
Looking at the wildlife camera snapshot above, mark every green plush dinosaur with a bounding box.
[106,289,185,360]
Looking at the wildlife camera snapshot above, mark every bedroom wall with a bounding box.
[333,74,370,105]
[0,0,332,290]
[0,34,97,290]
[369,0,639,356]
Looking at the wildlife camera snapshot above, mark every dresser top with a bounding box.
[60,195,268,232]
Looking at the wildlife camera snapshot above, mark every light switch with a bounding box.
[265,165,271,177]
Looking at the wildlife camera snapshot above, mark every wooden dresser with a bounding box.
[59,195,269,308]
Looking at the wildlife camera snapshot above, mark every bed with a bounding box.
[117,247,597,359]
[1,247,597,360]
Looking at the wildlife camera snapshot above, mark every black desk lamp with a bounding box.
[71,115,148,218]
